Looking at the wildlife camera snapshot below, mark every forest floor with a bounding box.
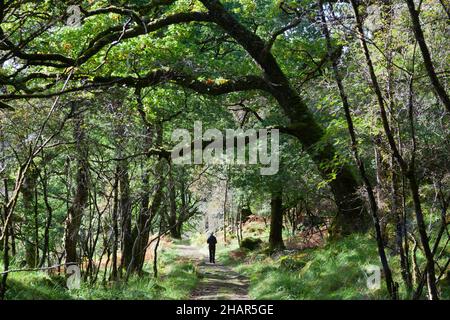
[173,244,250,300]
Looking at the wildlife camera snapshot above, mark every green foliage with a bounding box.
[1,0,449,301]
[222,232,450,300]
[3,251,199,300]
[223,235,391,299]
[240,237,263,251]
[278,253,309,271]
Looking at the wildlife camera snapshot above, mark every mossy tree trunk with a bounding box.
[269,190,285,251]
[167,162,181,239]
[64,108,89,265]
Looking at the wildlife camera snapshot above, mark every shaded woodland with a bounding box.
[0,0,449,300]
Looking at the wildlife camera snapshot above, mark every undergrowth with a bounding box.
[2,246,199,300]
[219,234,450,300]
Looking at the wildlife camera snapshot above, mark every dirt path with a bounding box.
[174,244,250,300]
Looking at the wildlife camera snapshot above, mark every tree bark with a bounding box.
[223,169,229,244]
[199,0,369,236]
[319,0,397,299]
[21,167,38,268]
[350,0,438,299]
[0,178,9,300]
[129,116,163,274]
[167,162,181,239]
[110,168,119,281]
[64,108,89,265]
[153,219,163,278]
[38,164,53,268]
[118,157,132,271]
[269,190,285,251]
[405,0,450,113]
[134,174,164,273]
[382,1,413,292]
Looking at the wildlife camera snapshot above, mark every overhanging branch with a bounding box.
[0,69,270,100]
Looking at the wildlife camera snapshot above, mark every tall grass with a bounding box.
[2,248,199,300]
[220,234,449,300]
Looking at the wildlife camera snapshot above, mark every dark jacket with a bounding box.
[207,235,217,247]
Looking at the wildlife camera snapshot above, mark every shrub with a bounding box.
[240,237,263,251]
[278,253,309,271]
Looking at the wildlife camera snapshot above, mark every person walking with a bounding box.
[207,232,217,263]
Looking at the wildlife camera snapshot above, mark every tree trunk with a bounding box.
[167,162,181,239]
[38,164,53,267]
[200,0,369,236]
[64,108,89,265]
[129,155,153,273]
[134,177,164,273]
[269,190,285,251]
[21,167,38,268]
[129,120,163,274]
[0,178,9,300]
[128,162,151,275]
[319,0,398,298]
[393,166,413,293]
[405,0,450,112]
[118,156,132,271]
[110,168,119,281]
[109,99,133,273]
[350,0,438,299]
[153,219,163,278]
[382,1,413,291]
[179,174,187,239]
[223,170,229,244]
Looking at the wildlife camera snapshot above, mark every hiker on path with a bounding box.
[207,233,217,263]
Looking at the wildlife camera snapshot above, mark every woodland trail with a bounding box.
[173,244,250,300]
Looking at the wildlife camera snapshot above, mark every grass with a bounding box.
[218,234,450,300]
[2,232,448,300]
[1,246,199,300]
